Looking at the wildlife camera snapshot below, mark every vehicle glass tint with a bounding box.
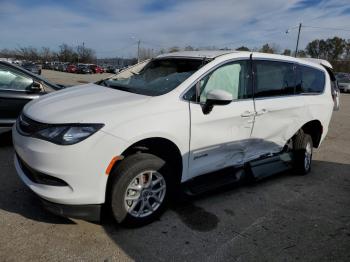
[0,66,33,91]
[299,65,325,93]
[199,61,251,103]
[254,61,295,97]
[103,59,204,96]
[183,85,197,101]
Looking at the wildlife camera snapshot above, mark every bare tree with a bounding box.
[77,44,96,63]
[260,44,274,54]
[40,47,55,62]
[184,46,194,51]
[168,46,180,53]
[282,49,292,56]
[236,46,250,51]
[58,43,76,62]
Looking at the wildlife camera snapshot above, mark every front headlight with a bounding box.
[36,124,104,145]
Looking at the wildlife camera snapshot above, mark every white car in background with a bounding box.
[13,51,337,226]
[336,73,350,93]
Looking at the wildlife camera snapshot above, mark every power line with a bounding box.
[302,25,350,32]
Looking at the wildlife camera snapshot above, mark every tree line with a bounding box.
[156,36,350,72]
[1,36,349,72]
[0,43,96,63]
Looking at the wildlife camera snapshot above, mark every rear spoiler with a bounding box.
[301,58,333,69]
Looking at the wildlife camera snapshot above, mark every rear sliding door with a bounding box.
[250,59,306,158]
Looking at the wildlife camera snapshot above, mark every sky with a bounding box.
[0,0,350,58]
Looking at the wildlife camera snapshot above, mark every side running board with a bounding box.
[182,152,293,196]
[248,152,293,180]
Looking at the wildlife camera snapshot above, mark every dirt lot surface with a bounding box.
[0,89,349,261]
[42,69,114,86]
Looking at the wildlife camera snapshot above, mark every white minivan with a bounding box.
[13,51,337,226]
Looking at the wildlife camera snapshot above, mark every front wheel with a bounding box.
[108,153,171,227]
[293,132,313,175]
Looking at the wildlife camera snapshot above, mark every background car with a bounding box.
[0,61,63,134]
[89,64,104,74]
[336,72,350,93]
[76,64,92,74]
[42,62,52,70]
[53,62,60,71]
[21,62,42,75]
[106,65,120,74]
[66,64,77,73]
[58,62,69,72]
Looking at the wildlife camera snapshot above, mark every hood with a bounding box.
[23,83,150,124]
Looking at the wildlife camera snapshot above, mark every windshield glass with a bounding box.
[101,58,205,96]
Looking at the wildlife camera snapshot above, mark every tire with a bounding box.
[293,131,313,175]
[108,153,173,227]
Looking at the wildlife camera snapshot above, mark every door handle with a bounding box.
[241,111,255,117]
[256,109,268,116]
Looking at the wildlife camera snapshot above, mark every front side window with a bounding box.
[101,58,206,96]
[254,60,296,98]
[0,65,33,91]
[184,60,251,103]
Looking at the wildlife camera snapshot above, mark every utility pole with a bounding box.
[137,40,141,63]
[82,42,85,63]
[295,23,302,57]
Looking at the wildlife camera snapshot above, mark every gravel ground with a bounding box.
[42,69,114,86]
[0,91,349,261]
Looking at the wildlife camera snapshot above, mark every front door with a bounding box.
[188,60,255,178]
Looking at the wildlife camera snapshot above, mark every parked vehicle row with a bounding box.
[11,51,339,227]
[21,62,42,75]
[43,62,105,74]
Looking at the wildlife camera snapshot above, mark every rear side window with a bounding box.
[254,61,296,97]
[298,65,325,93]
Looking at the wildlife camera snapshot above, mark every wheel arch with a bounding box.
[299,120,323,148]
[105,137,183,202]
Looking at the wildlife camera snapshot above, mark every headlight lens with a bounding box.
[36,124,104,145]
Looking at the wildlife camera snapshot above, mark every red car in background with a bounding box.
[89,64,104,74]
[66,64,77,73]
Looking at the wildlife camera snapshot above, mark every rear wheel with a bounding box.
[293,131,313,175]
[108,153,172,227]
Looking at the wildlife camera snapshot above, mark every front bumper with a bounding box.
[40,198,101,221]
[13,125,127,205]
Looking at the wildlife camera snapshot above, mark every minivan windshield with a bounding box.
[100,58,205,96]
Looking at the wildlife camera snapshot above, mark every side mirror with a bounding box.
[202,89,233,114]
[28,82,43,93]
[206,89,233,105]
